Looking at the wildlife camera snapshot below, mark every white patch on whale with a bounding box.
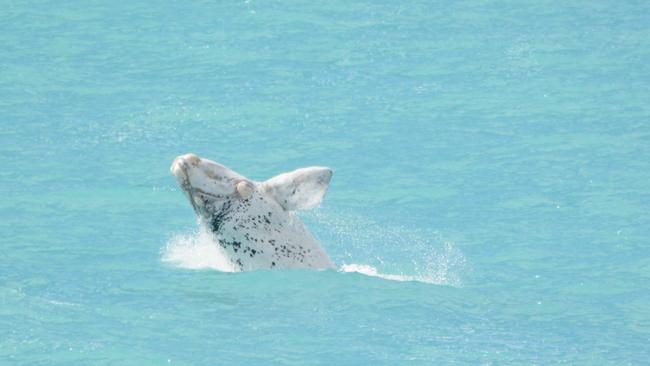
[169,153,335,271]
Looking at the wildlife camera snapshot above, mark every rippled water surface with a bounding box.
[2,1,650,364]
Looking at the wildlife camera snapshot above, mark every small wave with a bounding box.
[46,299,79,307]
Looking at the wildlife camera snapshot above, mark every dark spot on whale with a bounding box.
[210,200,233,232]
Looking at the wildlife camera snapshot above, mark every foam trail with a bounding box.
[339,264,440,284]
[162,225,238,272]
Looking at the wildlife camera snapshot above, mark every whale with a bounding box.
[170,153,335,271]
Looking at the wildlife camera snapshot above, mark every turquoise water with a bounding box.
[2,1,650,364]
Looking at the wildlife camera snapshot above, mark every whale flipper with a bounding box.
[263,167,333,211]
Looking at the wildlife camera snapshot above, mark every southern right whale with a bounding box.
[171,153,334,271]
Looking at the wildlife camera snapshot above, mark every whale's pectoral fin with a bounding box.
[263,167,333,211]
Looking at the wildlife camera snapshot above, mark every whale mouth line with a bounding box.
[174,161,200,214]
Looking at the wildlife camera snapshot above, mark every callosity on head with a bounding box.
[170,153,334,271]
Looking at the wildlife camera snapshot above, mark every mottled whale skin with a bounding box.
[171,153,334,271]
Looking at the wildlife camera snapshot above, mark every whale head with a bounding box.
[170,153,254,218]
[170,153,334,270]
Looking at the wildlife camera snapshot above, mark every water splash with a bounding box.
[163,211,468,286]
[305,209,468,287]
[162,224,238,272]
[335,239,466,286]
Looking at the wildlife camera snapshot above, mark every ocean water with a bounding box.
[2,1,650,364]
